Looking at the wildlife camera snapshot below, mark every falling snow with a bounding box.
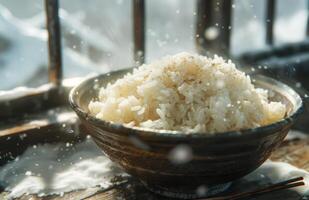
[196,185,209,197]
[168,144,193,165]
[204,27,219,40]
[295,82,302,88]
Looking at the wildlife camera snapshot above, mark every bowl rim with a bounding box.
[69,68,304,140]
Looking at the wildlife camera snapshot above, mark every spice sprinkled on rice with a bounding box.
[89,52,286,133]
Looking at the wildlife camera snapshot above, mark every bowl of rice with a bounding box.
[69,53,303,199]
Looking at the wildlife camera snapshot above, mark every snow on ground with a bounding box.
[0,136,308,199]
[0,137,126,199]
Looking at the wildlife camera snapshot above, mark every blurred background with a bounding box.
[0,0,307,90]
[0,1,308,199]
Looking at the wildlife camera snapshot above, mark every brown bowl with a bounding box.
[69,69,303,199]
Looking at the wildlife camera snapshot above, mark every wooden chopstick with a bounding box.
[226,181,304,200]
[199,176,305,200]
[268,176,303,188]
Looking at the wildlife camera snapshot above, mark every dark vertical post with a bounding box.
[45,0,62,85]
[133,0,145,65]
[306,0,309,36]
[266,0,276,45]
[196,0,212,55]
[196,0,232,56]
[220,0,232,54]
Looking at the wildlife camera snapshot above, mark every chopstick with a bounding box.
[199,176,305,200]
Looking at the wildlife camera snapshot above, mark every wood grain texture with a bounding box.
[271,138,309,171]
[4,137,307,200]
[0,108,85,166]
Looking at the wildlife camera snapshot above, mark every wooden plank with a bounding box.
[265,0,276,45]
[196,0,212,55]
[0,108,76,137]
[6,138,307,200]
[84,182,161,200]
[0,108,85,166]
[45,0,63,85]
[0,77,83,121]
[271,138,309,171]
[87,138,309,200]
[0,85,59,121]
[45,187,102,200]
[196,0,232,55]
[306,1,309,37]
[133,0,145,65]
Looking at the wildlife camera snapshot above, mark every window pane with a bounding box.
[59,0,133,78]
[146,0,196,61]
[231,0,267,56]
[0,0,48,90]
[275,0,307,44]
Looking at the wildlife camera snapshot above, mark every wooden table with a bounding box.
[1,70,308,200]
[1,136,308,200]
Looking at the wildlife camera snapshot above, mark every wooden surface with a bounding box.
[0,76,307,200]
[1,137,308,200]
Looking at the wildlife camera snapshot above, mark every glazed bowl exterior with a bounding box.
[69,69,303,196]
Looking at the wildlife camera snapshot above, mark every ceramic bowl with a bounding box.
[69,69,303,198]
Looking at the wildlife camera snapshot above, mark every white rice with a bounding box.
[89,52,286,133]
